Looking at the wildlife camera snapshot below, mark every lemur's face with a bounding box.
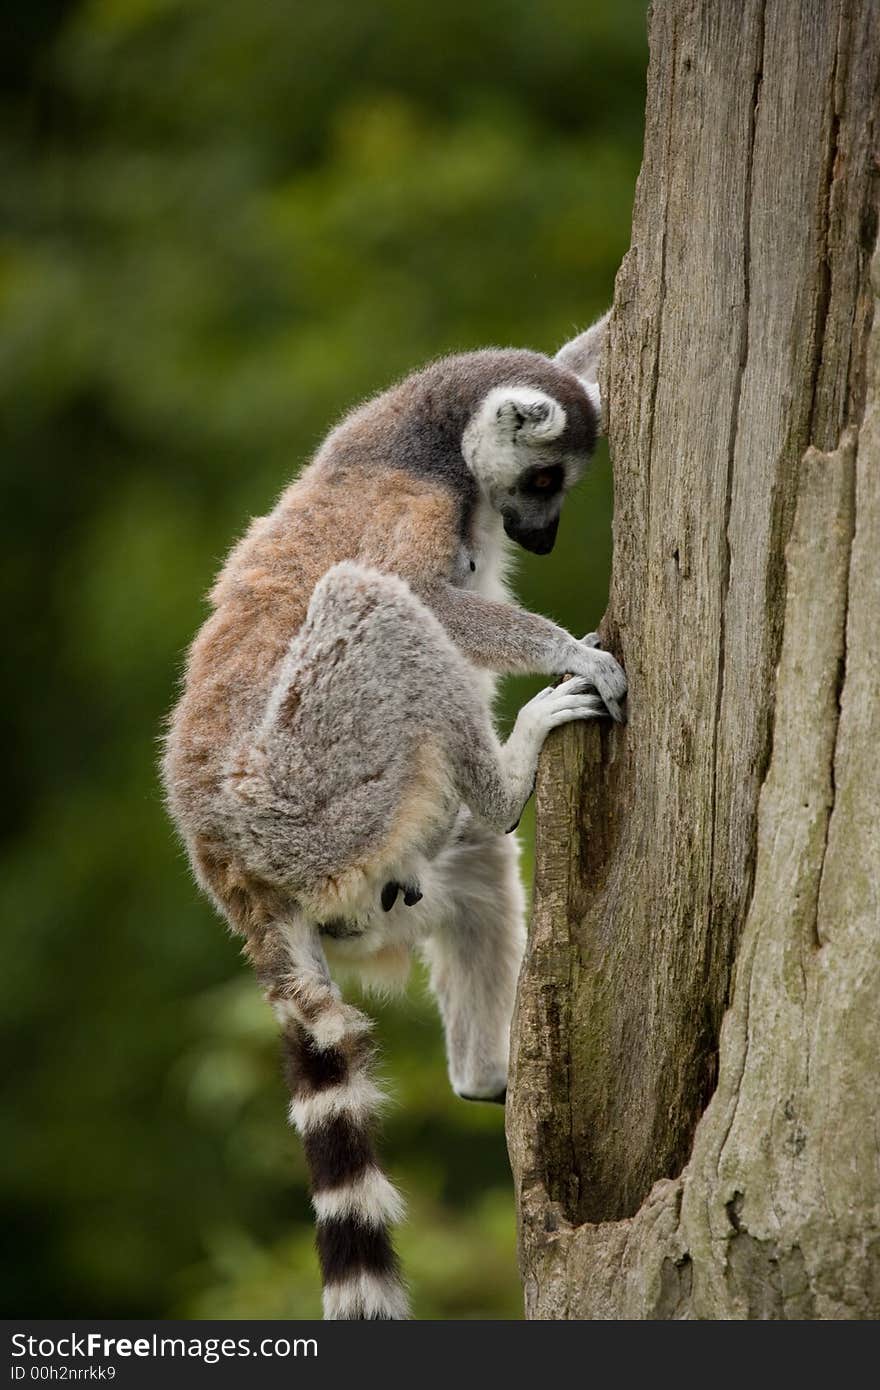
[498,451,567,554]
[461,384,597,554]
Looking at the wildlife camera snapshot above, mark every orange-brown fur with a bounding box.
[165,459,459,928]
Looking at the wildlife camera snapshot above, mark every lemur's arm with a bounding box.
[424,581,626,722]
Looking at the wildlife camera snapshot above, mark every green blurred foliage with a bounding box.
[1,0,646,1319]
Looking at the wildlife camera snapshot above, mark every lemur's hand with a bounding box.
[565,636,627,725]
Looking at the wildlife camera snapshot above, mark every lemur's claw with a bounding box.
[605,695,626,725]
[381,881,400,912]
[382,880,422,910]
[587,663,627,725]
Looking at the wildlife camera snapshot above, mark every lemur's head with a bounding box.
[460,314,608,554]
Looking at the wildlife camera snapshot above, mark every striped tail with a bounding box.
[272,974,410,1319]
[283,1021,409,1319]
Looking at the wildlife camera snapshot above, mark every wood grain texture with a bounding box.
[508,0,880,1318]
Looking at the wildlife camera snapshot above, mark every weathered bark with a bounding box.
[507,0,880,1318]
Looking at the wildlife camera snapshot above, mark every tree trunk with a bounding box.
[507,0,880,1319]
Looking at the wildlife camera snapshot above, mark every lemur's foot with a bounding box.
[458,1087,507,1106]
[381,881,423,911]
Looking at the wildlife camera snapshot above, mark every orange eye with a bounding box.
[523,464,563,497]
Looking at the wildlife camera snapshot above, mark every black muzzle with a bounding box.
[502,514,559,555]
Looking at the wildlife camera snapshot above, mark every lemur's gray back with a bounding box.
[318,349,597,528]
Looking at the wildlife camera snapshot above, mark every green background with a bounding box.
[2,0,647,1319]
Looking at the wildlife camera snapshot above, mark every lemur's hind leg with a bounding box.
[421,816,526,1102]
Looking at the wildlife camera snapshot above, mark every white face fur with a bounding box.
[461,382,601,556]
[461,385,570,492]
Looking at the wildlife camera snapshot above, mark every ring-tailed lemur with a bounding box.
[162,312,626,1320]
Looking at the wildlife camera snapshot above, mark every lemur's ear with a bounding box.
[555,310,610,426]
[493,389,565,443]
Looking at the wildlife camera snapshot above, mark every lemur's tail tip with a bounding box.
[322,1270,411,1320]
